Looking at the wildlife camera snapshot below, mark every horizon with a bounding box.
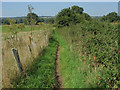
[2,2,118,17]
[1,15,104,18]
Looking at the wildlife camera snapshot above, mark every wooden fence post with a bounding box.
[12,48,23,76]
[28,44,32,55]
[46,33,48,46]
[44,32,48,46]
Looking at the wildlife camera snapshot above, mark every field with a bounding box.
[1,4,120,89]
[2,22,119,88]
[1,25,45,33]
[2,24,53,87]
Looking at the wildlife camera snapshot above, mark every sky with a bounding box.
[1,2,119,17]
[1,0,120,2]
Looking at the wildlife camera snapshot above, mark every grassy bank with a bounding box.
[12,36,58,88]
[54,20,119,88]
[2,25,52,87]
[54,30,102,88]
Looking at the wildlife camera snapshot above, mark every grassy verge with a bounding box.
[54,20,119,88]
[12,36,58,88]
[54,30,102,88]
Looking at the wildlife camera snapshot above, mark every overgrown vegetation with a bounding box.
[12,36,58,88]
[1,15,54,25]
[55,6,119,88]
[55,6,91,28]
[2,4,119,88]
[101,12,119,22]
[54,29,102,88]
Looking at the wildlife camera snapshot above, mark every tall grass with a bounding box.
[2,24,53,88]
[54,30,102,88]
[55,20,119,88]
[13,36,58,88]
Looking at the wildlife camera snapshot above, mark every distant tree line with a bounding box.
[101,12,120,22]
[1,18,24,25]
[1,7,119,26]
[55,6,119,28]
[1,13,55,25]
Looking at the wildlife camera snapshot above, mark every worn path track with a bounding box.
[55,44,63,88]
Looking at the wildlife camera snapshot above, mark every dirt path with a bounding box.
[55,44,63,88]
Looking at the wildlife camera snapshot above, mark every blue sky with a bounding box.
[2,2,118,17]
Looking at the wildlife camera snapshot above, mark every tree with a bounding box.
[16,18,23,24]
[8,19,18,41]
[83,13,92,21]
[26,13,39,25]
[106,12,118,22]
[55,6,87,27]
[101,12,119,22]
[18,23,25,30]
[55,8,74,27]
[23,18,28,25]
[3,18,10,25]
[27,5,35,38]
[101,15,107,22]
[46,18,54,24]
[71,6,84,14]
[39,18,45,23]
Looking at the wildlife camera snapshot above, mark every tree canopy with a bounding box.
[55,5,91,28]
[71,6,84,14]
[26,13,39,25]
[101,12,119,22]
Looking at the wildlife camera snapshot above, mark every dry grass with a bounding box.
[2,28,52,88]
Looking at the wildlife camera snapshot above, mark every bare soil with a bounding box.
[55,44,63,88]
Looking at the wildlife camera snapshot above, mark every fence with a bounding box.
[2,29,51,87]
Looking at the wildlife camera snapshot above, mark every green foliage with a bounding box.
[101,12,119,22]
[83,13,92,21]
[39,18,45,22]
[25,13,39,25]
[13,36,58,88]
[55,5,90,28]
[8,19,19,41]
[55,8,73,27]
[56,20,119,88]
[71,5,84,14]
[9,24,18,36]
[45,18,55,24]
[2,18,10,25]
[18,23,25,30]
[54,30,102,88]
[23,18,28,25]
[16,18,23,23]
[2,18,25,25]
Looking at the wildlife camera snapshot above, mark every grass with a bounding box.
[54,29,103,88]
[1,24,52,33]
[1,25,40,33]
[53,20,119,88]
[12,36,58,88]
[2,22,118,88]
[2,24,53,88]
